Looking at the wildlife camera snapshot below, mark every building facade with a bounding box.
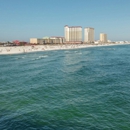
[30,38,42,44]
[84,27,94,43]
[50,37,64,44]
[100,33,107,43]
[30,37,64,44]
[64,25,82,43]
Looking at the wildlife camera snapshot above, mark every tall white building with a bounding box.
[64,25,82,43]
[100,33,107,43]
[64,25,69,42]
[84,27,94,43]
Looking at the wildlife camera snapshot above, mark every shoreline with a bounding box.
[0,43,130,55]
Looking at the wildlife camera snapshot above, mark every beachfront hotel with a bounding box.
[30,37,64,44]
[84,27,94,43]
[64,25,82,43]
[100,33,107,43]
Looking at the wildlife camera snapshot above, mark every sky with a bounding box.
[0,0,130,42]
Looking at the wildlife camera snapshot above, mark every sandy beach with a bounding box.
[0,43,129,55]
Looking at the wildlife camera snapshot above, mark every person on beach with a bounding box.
[23,49,25,53]
[6,49,10,52]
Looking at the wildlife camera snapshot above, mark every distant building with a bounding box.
[64,25,82,43]
[30,38,41,44]
[84,27,94,43]
[13,40,27,46]
[100,33,107,43]
[30,37,64,44]
[94,40,100,44]
[107,40,112,43]
[50,37,65,44]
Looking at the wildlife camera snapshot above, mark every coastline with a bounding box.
[0,43,130,55]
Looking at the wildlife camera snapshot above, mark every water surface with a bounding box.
[0,45,130,130]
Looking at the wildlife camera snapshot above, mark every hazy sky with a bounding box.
[0,0,130,42]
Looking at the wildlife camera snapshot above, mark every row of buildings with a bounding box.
[30,37,64,45]
[30,25,108,44]
[65,25,107,43]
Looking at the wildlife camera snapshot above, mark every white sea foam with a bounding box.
[78,53,82,55]
[39,55,48,58]
[31,55,48,61]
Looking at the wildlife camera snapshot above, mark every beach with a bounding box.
[0,43,130,55]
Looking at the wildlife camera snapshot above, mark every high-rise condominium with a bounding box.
[64,25,82,42]
[100,33,107,43]
[84,27,94,43]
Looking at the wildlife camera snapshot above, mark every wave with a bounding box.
[31,55,48,61]
[77,52,82,55]
[15,57,25,59]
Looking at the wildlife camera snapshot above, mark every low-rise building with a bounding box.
[30,37,64,44]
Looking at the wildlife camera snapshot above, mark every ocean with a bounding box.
[0,45,130,130]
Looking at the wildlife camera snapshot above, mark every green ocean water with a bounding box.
[0,45,130,130]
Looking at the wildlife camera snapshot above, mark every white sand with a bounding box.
[0,43,130,55]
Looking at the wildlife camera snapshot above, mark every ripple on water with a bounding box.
[0,45,130,129]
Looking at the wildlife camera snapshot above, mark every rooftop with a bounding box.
[69,26,82,28]
[85,27,94,29]
[64,25,82,28]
